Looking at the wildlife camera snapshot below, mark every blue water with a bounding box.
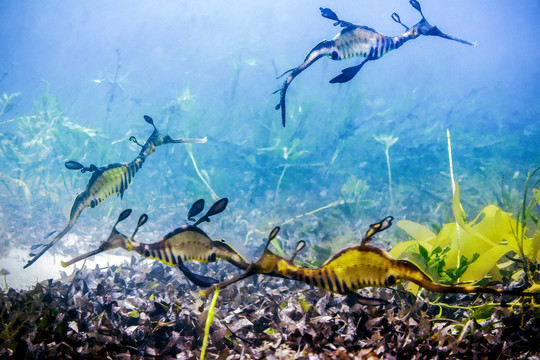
[0,0,539,266]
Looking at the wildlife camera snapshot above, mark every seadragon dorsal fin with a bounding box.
[187,199,205,222]
[193,198,228,227]
[289,240,306,262]
[361,216,393,245]
[130,213,148,239]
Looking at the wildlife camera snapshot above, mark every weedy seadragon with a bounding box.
[25,115,206,268]
[201,217,539,304]
[275,0,476,126]
[61,198,248,288]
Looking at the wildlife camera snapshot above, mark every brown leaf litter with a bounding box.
[0,258,538,359]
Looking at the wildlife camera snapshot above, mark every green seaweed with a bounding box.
[390,180,540,291]
[200,287,220,360]
[0,92,20,119]
[374,134,398,205]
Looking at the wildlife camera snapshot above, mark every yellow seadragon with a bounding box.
[201,217,539,304]
[25,115,206,268]
[61,198,248,287]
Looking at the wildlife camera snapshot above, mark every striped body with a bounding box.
[255,245,425,295]
[209,242,539,298]
[65,122,205,230]
[135,226,218,265]
[64,156,145,234]
[328,26,417,61]
[76,156,145,210]
[131,225,248,269]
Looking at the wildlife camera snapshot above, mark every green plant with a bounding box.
[0,92,20,119]
[200,287,220,360]
[92,49,129,127]
[502,167,540,290]
[162,85,196,117]
[256,137,309,201]
[416,244,480,285]
[374,134,398,204]
[390,129,539,292]
[0,89,108,248]
[186,143,220,201]
[390,181,540,290]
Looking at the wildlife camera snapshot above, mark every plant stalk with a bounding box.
[200,287,220,360]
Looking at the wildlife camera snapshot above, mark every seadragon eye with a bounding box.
[386,275,396,286]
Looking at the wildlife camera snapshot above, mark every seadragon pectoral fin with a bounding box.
[347,291,389,306]
[329,58,370,84]
[177,262,219,288]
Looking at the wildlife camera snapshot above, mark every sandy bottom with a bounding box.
[0,248,131,290]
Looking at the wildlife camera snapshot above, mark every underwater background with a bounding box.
[0,0,539,358]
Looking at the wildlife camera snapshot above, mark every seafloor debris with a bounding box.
[1,256,539,359]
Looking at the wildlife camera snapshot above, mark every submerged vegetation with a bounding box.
[0,255,539,358]
[0,82,538,357]
[1,1,539,358]
[391,179,540,289]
